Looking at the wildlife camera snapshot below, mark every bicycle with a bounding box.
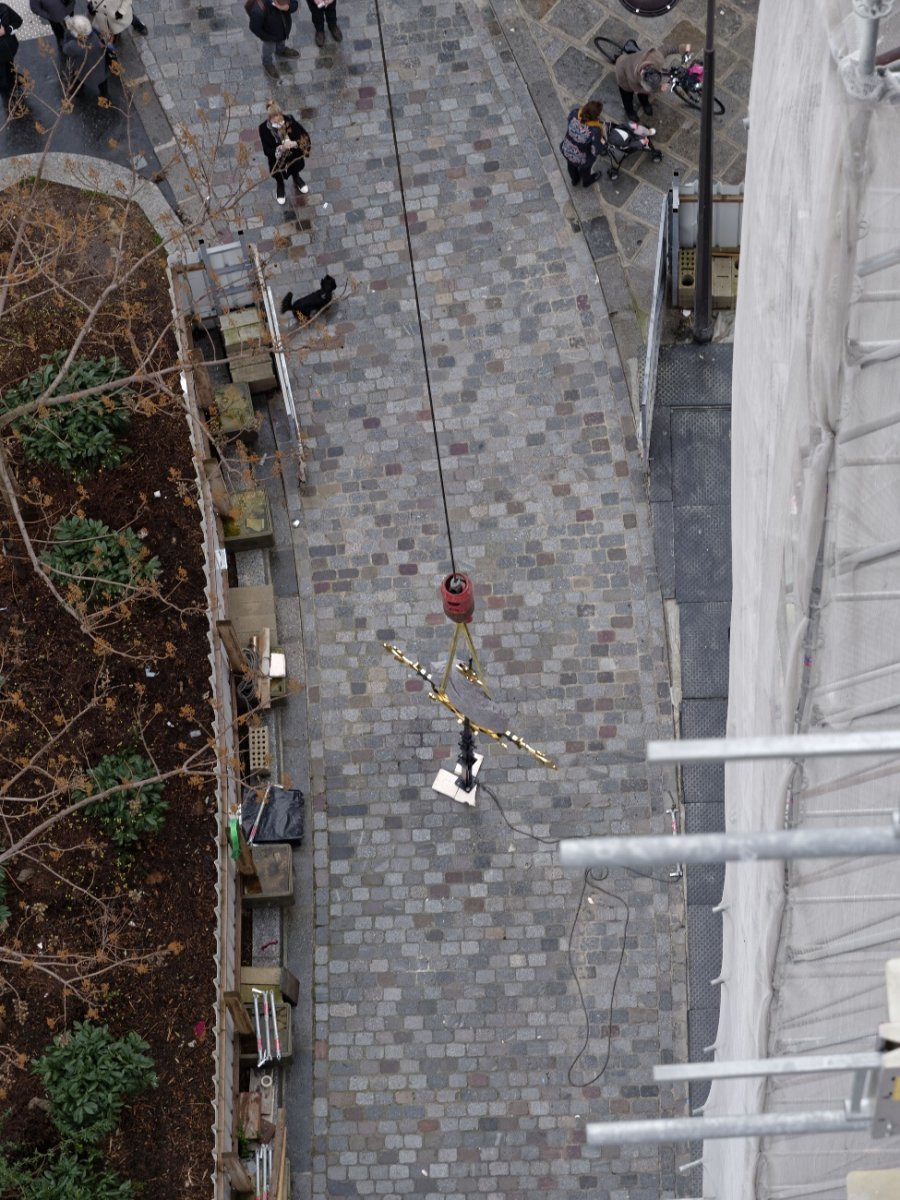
[593,35,726,116]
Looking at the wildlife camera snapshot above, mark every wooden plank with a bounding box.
[221,1152,253,1192]
[270,1108,287,1199]
[227,585,277,647]
[203,457,231,515]
[189,348,215,410]
[239,966,282,988]
[233,822,258,880]
[237,1091,261,1140]
[279,967,300,1007]
[257,625,271,709]
[216,620,250,674]
[224,990,254,1036]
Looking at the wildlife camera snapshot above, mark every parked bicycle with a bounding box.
[594,35,726,116]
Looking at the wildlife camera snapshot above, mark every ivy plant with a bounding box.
[0,351,132,477]
[40,516,161,609]
[0,1145,134,1200]
[74,751,168,847]
[32,1022,157,1147]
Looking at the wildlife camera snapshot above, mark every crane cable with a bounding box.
[372,0,457,576]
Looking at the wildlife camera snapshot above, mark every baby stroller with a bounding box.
[601,119,662,181]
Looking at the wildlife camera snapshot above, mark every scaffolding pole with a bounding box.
[558,819,900,869]
[646,730,900,764]
[585,1109,871,1147]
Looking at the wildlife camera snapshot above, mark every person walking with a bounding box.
[0,2,23,92]
[29,0,75,50]
[249,0,299,82]
[559,100,606,188]
[259,100,310,206]
[304,0,341,48]
[615,40,691,119]
[89,0,148,42]
[61,13,110,99]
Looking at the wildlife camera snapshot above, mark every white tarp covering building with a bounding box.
[705,0,900,1197]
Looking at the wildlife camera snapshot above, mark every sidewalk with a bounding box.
[492,0,754,405]
[3,0,699,1195]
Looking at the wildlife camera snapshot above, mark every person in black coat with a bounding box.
[559,101,607,188]
[0,3,23,91]
[62,14,109,99]
[304,0,341,48]
[29,0,74,48]
[249,0,298,81]
[259,100,309,205]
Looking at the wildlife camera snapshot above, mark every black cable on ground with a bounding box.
[370,0,457,576]
[566,867,629,1088]
[479,779,675,1087]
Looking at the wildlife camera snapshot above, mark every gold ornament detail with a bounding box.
[383,641,557,770]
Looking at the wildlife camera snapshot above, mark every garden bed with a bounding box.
[0,180,218,1197]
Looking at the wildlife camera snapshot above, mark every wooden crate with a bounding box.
[220,307,266,354]
[226,585,277,648]
[244,843,294,906]
[212,382,257,441]
[223,489,274,551]
[229,350,277,394]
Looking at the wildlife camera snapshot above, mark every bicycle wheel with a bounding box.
[673,83,726,115]
[593,35,624,64]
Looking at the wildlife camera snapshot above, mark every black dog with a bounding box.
[281,274,337,323]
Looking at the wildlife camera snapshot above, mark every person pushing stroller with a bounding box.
[615,38,691,120]
[560,100,607,188]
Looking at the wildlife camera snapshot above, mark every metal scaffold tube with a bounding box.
[559,820,900,869]
[646,730,900,763]
[585,1109,871,1146]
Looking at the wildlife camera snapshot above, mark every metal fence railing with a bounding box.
[640,185,674,462]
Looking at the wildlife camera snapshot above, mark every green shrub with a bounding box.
[74,751,168,847]
[32,1022,157,1147]
[0,1145,134,1200]
[1,351,132,477]
[40,516,161,609]
[0,866,8,926]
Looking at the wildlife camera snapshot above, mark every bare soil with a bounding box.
[0,181,217,1197]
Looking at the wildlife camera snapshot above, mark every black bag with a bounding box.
[242,785,305,846]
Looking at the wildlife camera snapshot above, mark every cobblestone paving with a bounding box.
[492,0,757,404]
[133,0,687,1195]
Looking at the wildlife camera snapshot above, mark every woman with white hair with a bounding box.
[62,13,109,99]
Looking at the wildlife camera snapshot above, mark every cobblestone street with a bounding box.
[142,0,687,1193]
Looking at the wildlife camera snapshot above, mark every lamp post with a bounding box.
[693,0,716,343]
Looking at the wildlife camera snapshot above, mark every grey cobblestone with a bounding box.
[102,0,715,1193]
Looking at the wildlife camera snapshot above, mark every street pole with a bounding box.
[692,0,716,343]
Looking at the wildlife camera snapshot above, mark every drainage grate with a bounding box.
[248,726,271,774]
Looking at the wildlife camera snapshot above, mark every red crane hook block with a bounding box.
[441,572,474,624]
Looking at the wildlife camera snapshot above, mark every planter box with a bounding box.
[229,350,277,394]
[223,489,274,551]
[220,307,266,354]
[212,382,257,441]
[244,843,293,906]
